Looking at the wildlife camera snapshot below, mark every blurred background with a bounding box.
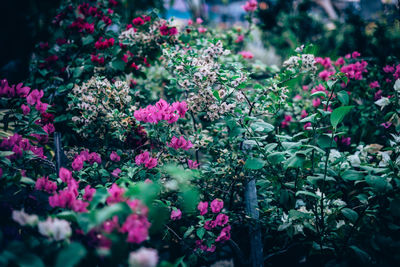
[1,0,399,82]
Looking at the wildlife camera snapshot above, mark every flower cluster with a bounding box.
[71,150,102,171]
[134,99,188,124]
[69,77,133,140]
[135,151,158,169]
[167,136,193,151]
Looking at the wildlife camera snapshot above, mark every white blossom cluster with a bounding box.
[13,210,71,241]
[69,76,134,140]
[164,41,247,121]
[282,54,317,73]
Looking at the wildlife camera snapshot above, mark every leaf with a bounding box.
[284,154,305,169]
[341,208,358,223]
[311,91,327,98]
[251,121,274,133]
[196,227,205,239]
[16,253,44,267]
[0,151,14,157]
[349,245,371,263]
[244,158,265,170]
[330,106,353,128]
[299,114,317,123]
[267,152,285,164]
[82,35,94,46]
[183,226,195,238]
[365,175,392,192]
[94,202,131,225]
[317,135,334,149]
[337,90,349,105]
[342,170,364,181]
[296,191,320,198]
[55,242,87,267]
[111,59,125,71]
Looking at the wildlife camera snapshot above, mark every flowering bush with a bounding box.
[1,0,400,266]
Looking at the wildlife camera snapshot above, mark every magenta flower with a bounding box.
[204,220,217,230]
[381,122,392,129]
[16,83,30,97]
[352,51,361,58]
[215,214,229,226]
[170,209,182,220]
[301,110,308,118]
[35,176,57,194]
[106,183,125,204]
[303,122,312,130]
[197,201,208,215]
[112,168,121,177]
[369,81,380,89]
[215,225,231,242]
[145,158,158,169]
[238,51,253,59]
[210,199,223,213]
[26,89,44,105]
[312,98,321,108]
[59,167,72,183]
[188,159,199,169]
[235,35,244,43]
[21,104,30,115]
[110,151,120,162]
[72,156,84,171]
[242,0,258,12]
[167,136,193,151]
[83,185,96,201]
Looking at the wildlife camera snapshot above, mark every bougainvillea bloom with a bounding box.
[110,151,120,162]
[35,176,57,194]
[188,160,199,169]
[197,201,208,215]
[167,136,193,150]
[211,199,223,213]
[83,185,96,201]
[215,214,229,226]
[243,0,258,12]
[134,99,187,124]
[215,225,231,242]
[106,183,125,204]
[170,209,182,220]
[238,51,254,59]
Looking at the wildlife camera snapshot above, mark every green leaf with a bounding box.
[111,59,125,71]
[365,175,392,192]
[94,202,131,225]
[55,242,87,267]
[341,208,358,223]
[342,170,364,181]
[337,90,349,105]
[317,135,334,149]
[267,152,285,164]
[311,91,327,98]
[183,226,195,238]
[16,253,44,267]
[244,158,265,170]
[330,106,354,128]
[196,227,205,239]
[284,154,305,169]
[82,35,94,46]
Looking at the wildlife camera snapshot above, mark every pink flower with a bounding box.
[187,19,193,25]
[198,27,207,33]
[132,17,144,26]
[188,159,199,169]
[319,70,335,81]
[196,17,203,24]
[383,65,395,73]
[83,185,96,201]
[145,158,158,169]
[121,213,151,244]
[216,225,231,242]
[293,94,302,100]
[35,101,48,114]
[352,51,361,58]
[381,122,392,129]
[301,110,308,118]
[210,199,223,213]
[302,85,309,91]
[103,216,119,233]
[369,81,380,89]
[315,57,332,69]
[235,35,244,43]
[303,122,312,130]
[335,57,345,66]
[167,136,193,150]
[112,168,121,177]
[88,152,101,164]
[135,151,150,165]
[16,83,30,97]
[312,98,321,108]
[215,214,229,226]
[204,220,217,230]
[129,248,158,267]
[170,209,182,220]
[243,0,258,12]
[35,176,57,194]
[26,89,44,105]
[72,155,84,171]
[106,183,125,204]
[110,151,120,162]
[21,104,30,115]
[197,201,208,215]
[59,167,72,183]
[238,51,253,59]
[374,90,383,100]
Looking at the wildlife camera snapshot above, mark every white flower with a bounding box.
[12,210,39,227]
[347,154,361,167]
[38,218,72,241]
[394,79,400,93]
[336,220,346,229]
[374,97,390,110]
[129,248,158,267]
[329,149,342,162]
[378,151,391,167]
